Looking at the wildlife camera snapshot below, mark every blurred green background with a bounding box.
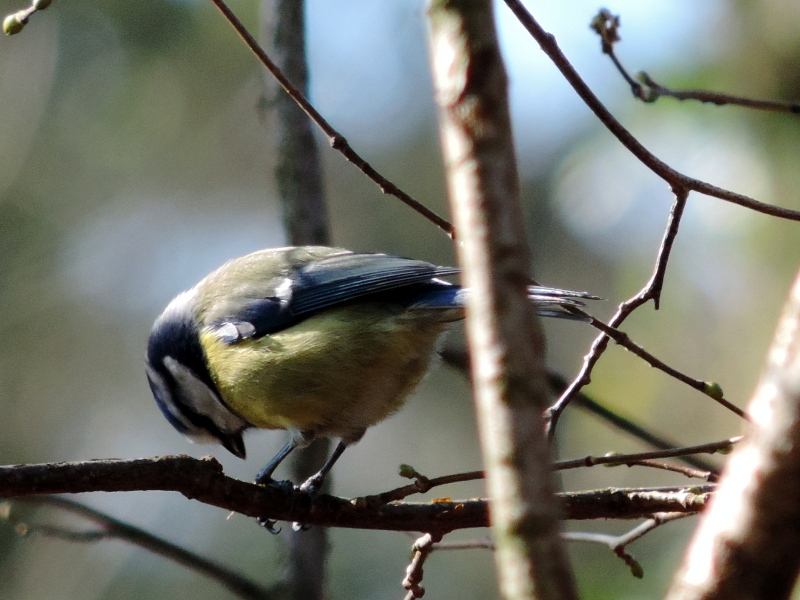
[1,0,798,598]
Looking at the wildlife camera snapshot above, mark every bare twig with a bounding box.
[616,460,717,483]
[208,0,453,235]
[402,532,443,600]
[502,0,800,222]
[368,466,484,503]
[553,438,738,475]
[373,438,732,503]
[547,304,744,441]
[444,350,720,473]
[432,537,494,551]
[584,314,745,418]
[591,9,800,114]
[566,512,693,578]
[8,496,274,600]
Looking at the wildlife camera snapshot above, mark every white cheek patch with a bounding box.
[146,364,195,433]
[162,356,248,436]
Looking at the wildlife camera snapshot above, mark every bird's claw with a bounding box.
[292,521,312,532]
[256,517,282,534]
[253,475,324,533]
[253,477,297,533]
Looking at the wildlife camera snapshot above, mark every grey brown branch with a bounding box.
[667,270,800,600]
[0,457,712,526]
[592,9,800,114]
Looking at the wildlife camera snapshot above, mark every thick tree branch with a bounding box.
[0,457,712,527]
[427,1,579,598]
[667,269,800,600]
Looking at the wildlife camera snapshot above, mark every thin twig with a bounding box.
[548,305,745,439]
[502,0,800,222]
[441,351,721,473]
[566,512,693,578]
[638,72,800,114]
[208,0,453,236]
[402,532,443,600]
[9,496,274,600]
[368,467,484,503]
[368,438,733,504]
[431,537,494,551]
[548,189,697,435]
[553,438,738,474]
[591,9,800,114]
[584,314,745,418]
[622,460,717,482]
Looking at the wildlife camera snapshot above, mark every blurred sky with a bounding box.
[2,0,799,598]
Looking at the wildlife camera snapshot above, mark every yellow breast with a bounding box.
[199,303,448,441]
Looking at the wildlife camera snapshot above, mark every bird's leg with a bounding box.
[289,440,349,532]
[298,440,348,495]
[255,438,298,533]
[255,438,298,485]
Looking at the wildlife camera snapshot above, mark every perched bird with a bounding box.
[145,246,593,492]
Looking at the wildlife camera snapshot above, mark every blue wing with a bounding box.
[209,250,596,343]
[211,253,458,343]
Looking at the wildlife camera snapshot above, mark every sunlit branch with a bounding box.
[502,0,800,222]
[591,9,800,114]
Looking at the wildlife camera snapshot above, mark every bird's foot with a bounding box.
[253,477,297,534]
[256,517,282,534]
[288,474,328,531]
[298,473,325,496]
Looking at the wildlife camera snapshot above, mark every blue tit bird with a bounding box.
[145,246,593,492]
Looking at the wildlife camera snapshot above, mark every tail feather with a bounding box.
[410,284,598,321]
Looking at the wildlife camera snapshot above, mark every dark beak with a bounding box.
[221,432,247,459]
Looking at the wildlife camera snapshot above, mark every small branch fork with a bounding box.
[410,512,695,590]
[591,9,800,114]
[565,512,693,578]
[546,191,743,435]
[500,0,795,439]
[502,0,800,222]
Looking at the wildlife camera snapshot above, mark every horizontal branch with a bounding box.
[0,456,712,531]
